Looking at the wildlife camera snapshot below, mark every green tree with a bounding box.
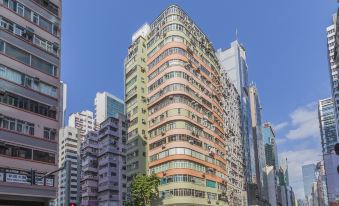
[128,174,160,206]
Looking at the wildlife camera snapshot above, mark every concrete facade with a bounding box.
[0,0,61,205]
[80,115,127,206]
[69,110,95,141]
[125,5,245,206]
[216,40,252,205]
[124,24,149,186]
[57,127,80,206]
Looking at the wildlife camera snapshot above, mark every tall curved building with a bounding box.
[125,5,245,205]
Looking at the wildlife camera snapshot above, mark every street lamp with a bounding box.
[32,160,72,205]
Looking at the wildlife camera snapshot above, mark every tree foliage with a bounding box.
[127,174,160,206]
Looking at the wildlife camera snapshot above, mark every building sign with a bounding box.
[0,172,4,181]
[45,177,54,187]
[6,173,30,184]
[0,168,54,187]
[35,174,44,186]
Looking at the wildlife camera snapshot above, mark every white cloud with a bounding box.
[286,104,320,140]
[279,148,322,199]
[273,122,289,131]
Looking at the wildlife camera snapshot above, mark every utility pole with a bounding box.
[32,160,72,206]
[64,160,72,206]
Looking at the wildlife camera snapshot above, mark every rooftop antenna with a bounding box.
[236,28,239,42]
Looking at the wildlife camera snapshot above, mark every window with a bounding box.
[0,40,4,52]
[0,92,57,119]
[0,65,22,84]
[16,3,24,16]
[44,127,57,140]
[0,114,35,136]
[206,180,216,188]
[0,143,32,159]
[31,56,56,77]
[4,43,30,65]
[32,13,39,24]
[39,17,53,33]
[32,0,59,16]
[33,150,55,164]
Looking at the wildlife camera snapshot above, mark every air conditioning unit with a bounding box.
[188,140,194,145]
[161,131,166,136]
[33,77,40,82]
[50,106,57,111]
[0,88,6,95]
[207,168,214,173]
[162,144,166,149]
[209,151,215,157]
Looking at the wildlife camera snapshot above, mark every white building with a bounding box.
[265,166,277,206]
[58,127,80,206]
[68,110,95,141]
[94,92,124,125]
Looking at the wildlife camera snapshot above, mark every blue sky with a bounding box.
[62,0,337,199]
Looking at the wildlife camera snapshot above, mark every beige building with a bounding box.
[125,5,245,205]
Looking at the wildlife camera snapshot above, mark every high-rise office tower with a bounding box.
[265,165,277,206]
[313,161,328,206]
[327,14,339,134]
[318,98,337,155]
[277,159,293,206]
[249,85,268,204]
[220,64,246,204]
[69,110,95,141]
[318,98,338,206]
[0,0,62,204]
[95,92,125,125]
[278,158,290,187]
[58,127,80,206]
[324,13,339,206]
[263,122,278,169]
[80,115,127,206]
[216,40,254,205]
[125,5,244,205]
[124,24,149,184]
[302,164,316,201]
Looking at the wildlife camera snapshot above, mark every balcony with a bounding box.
[81,174,98,181]
[0,18,59,56]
